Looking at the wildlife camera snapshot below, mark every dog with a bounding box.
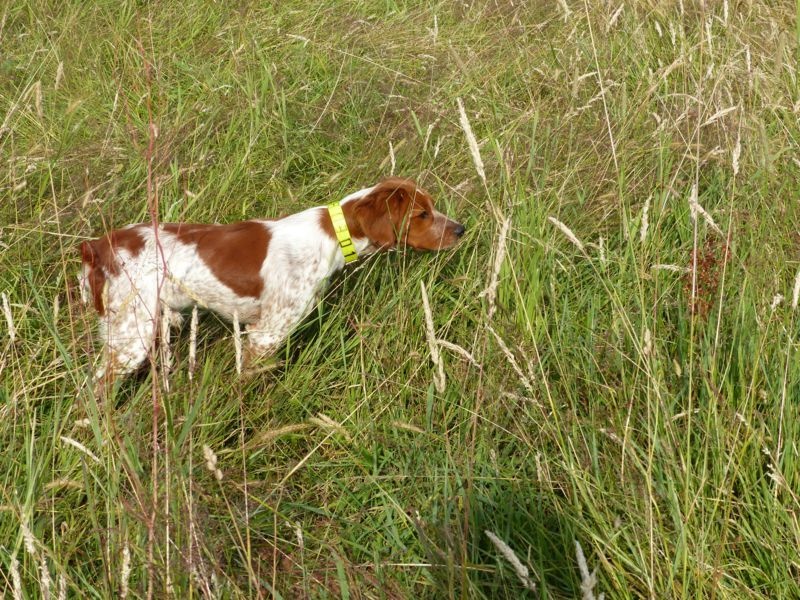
[79,177,465,380]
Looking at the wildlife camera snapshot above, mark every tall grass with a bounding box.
[2,0,799,597]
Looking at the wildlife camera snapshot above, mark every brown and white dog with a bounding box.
[80,177,465,380]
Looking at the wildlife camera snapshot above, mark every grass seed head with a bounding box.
[39,556,52,600]
[481,217,510,320]
[2,292,16,341]
[188,305,199,380]
[575,540,603,600]
[456,97,486,186]
[792,269,800,310]
[120,541,131,599]
[11,558,22,600]
[484,530,536,592]
[420,281,446,393]
[202,445,223,481]
[22,522,37,556]
[688,184,723,236]
[232,311,242,375]
[548,216,585,253]
[640,196,651,243]
[57,574,67,600]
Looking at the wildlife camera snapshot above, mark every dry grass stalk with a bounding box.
[160,307,172,392]
[701,106,737,127]
[792,269,800,310]
[481,217,510,321]
[232,311,242,375]
[548,216,585,253]
[188,519,214,599]
[456,97,486,186]
[771,294,783,310]
[575,540,604,600]
[420,282,446,393]
[646,56,683,97]
[556,0,570,21]
[2,292,16,341]
[487,326,534,395]
[484,530,536,592]
[607,3,624,32]
[388,140,396,175]
[688,184,723,236]
[188,305,198,380]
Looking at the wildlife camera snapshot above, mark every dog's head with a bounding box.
[352,178,465,251]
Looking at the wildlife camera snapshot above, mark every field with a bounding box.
[2,1,800,598]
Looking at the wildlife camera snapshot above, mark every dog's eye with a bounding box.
[418,211,429,219]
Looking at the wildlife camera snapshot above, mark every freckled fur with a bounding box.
[80,178,465,380]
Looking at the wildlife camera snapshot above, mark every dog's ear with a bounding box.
[353,184,413,248]
[80,240,97,265]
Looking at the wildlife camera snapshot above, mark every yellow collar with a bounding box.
[327,202,358,264]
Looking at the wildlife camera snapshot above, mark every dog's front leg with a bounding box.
[242,283,323,374]
[244,298,312,369]
[242,321,293,376]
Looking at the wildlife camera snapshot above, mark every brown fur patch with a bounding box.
[162,221,270,298]
[80,227,146,314]
[318,207,336,240]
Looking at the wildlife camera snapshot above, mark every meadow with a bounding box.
[1,1,799,597]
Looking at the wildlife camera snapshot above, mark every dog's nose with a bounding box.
[454,224,465,237]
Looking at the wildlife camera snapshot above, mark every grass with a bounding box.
[1,0,800,597]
